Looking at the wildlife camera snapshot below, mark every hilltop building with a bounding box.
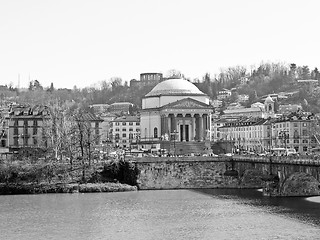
[130,72,163,88]
[217,89,232,100]
[222,96,276,119]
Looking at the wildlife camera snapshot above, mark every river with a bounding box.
[1,189,320,240]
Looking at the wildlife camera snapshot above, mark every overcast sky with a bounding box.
[1,0,319,89]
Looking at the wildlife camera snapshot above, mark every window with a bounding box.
[303,146,308,151]
[115,128,120,132]
[115,122,120,126]
[302,129,308,136]
[129,128,133,131]
[14,127,18,135]
[154,127,158,138]
[14,137,18,146]
[33,137,37,145]
[136,122,140,126]
[23,136,28,146]
[122,140,127,143]
[129,122,133,125]
[33,120,38,127]
[302,123,307,127]
[115,133,120,140]
[122,122,126,125]
[129,133,133,139]
[122,128,126,132]
[294,140,299,144]
[33,127,37,135]
[122,133,127,138]
[14,120,18,126]
[294,123,298,127]
[302,139,308,143]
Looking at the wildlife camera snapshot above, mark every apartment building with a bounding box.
[109,115,140,149]
[219,117,270,153]
[6,105,50,150]
[271,113,318,153]
[217,112,319,154]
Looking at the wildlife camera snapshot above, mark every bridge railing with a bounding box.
[232,155,320,166]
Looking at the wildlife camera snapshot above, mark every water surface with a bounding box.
[0,189,319,240]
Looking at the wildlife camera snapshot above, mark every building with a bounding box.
[217,89,232,100]
[140,73,163,85]
[108,102,133,115]
[222,96,275,119]
[130,73,163,88]
[217,111,319,155]
[99,113,117,143]
[109,115,140,149]
[297,79,319,92]
[238,94,249,102]
[140,78,213,154]
[6,105,51,151]
[219,117,270,153]
[239,77,249,85]
[270,113,317,154]
[90,104,110,115]
[278,104,302,115]
[76,112,104,145]
[211,99,223,109]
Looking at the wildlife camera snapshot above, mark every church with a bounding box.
[140,78,213,155]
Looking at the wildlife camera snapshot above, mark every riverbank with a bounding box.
[0,182,137,195]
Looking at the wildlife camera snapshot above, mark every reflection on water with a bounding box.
[196,188,320,226]
[0,189,320,240]
[306,196,320,203]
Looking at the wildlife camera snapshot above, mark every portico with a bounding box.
[161,112,211,142]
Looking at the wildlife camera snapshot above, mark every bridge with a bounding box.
[134,155,320,196]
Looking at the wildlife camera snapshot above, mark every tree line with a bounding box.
[1,62,320,113]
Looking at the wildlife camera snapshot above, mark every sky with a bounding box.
[1,0,320,89]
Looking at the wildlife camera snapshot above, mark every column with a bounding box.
[208,113,212,141]
[203,114,208,140]
[161,115,164,136]
[191,114,195,141]
[199,114,203,141]
[195,114,199,141]
[204,114,208,140]
[172,114,176,132]
[182,117,186,142]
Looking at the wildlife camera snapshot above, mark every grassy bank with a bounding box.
[0,182,137,195]
[0,158,140,195]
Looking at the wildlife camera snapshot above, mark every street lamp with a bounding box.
[170,130,178,156]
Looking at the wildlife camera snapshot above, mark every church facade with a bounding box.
[140,78,213,154]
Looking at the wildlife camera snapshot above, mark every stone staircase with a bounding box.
[161,141,206,155]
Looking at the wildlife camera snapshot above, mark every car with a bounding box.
[224,153,234,157]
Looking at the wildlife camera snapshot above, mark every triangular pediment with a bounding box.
[161,98,212,110]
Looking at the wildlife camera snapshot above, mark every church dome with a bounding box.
[145,78,205,97]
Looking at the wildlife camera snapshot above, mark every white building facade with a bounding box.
[140,79,213,152]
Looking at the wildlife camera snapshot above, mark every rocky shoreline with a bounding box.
[0,182,138,195]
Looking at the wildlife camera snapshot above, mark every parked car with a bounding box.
[224,153,234,157]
